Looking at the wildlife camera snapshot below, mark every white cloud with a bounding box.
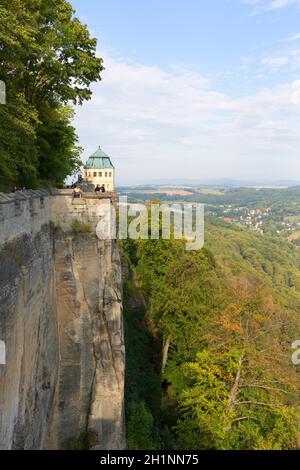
[261,55,289,68]
[243,0,300,10]
[267,0,299,10]
[258,47,300,73]
[74,50,300,183]
[282,32,300,42]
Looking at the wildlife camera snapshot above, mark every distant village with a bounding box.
[206,204,300,243]
[220,206,273,234]
[121,185,300,246]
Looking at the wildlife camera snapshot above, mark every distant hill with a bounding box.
[117,179,300,189]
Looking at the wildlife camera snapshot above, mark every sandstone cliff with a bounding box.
[0,190,125,450]
[0,224,58,449]
[46,234,125,449]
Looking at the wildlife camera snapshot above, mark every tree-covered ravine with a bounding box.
[122,217,300,450]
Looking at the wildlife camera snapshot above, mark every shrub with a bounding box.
[70,219,91,234]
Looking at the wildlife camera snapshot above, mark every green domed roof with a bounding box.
[84,146,114,170]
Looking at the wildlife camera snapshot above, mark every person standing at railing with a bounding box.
[73,187,82,199]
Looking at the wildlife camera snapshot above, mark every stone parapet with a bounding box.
[0,190,51,245]
[0,190,117,243]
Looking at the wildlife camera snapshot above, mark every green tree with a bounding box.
[37,105,82,185]
[176,350,300,450]
[0,92,39,190]
[0,0,104,189]
[176,350,240,450]
[127,401,155,450]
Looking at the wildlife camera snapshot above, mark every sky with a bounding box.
[71,0,300,184]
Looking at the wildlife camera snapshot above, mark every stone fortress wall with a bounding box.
[0,189,116,243]
[0,190,50,245]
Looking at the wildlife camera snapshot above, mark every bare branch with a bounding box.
[240,384,297,396]
[236,401,280,408]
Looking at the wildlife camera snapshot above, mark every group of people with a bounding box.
[95,184,106,193]
[72,183,105,199]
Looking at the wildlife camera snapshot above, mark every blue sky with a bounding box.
[71,0,300,184]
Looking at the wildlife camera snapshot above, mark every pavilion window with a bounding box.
[105,172,107,177]
[99,172,102,177]
[93,172,97,177]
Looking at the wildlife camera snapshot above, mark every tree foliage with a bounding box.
[0,0,104,189]
[123,212,300,450]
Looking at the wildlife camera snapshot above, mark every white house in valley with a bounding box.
[84,146,115,191]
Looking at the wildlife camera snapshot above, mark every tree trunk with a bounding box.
[224,353,244,433]
[161,338,171,375]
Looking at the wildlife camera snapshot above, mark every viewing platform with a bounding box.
[50,188,117,202]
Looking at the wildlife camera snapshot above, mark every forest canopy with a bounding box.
[123,216,300,450]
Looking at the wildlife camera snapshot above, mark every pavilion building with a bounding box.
[84,146,115,191]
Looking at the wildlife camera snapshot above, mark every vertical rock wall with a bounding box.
[0,225,58,449]
[0,191,125,450]
[46,234,125,449]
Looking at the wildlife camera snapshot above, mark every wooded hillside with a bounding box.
[123,218,300,450]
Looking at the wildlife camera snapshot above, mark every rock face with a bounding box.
[0,191,125,450]
[0,225,58,449]
[46,234,125,449]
